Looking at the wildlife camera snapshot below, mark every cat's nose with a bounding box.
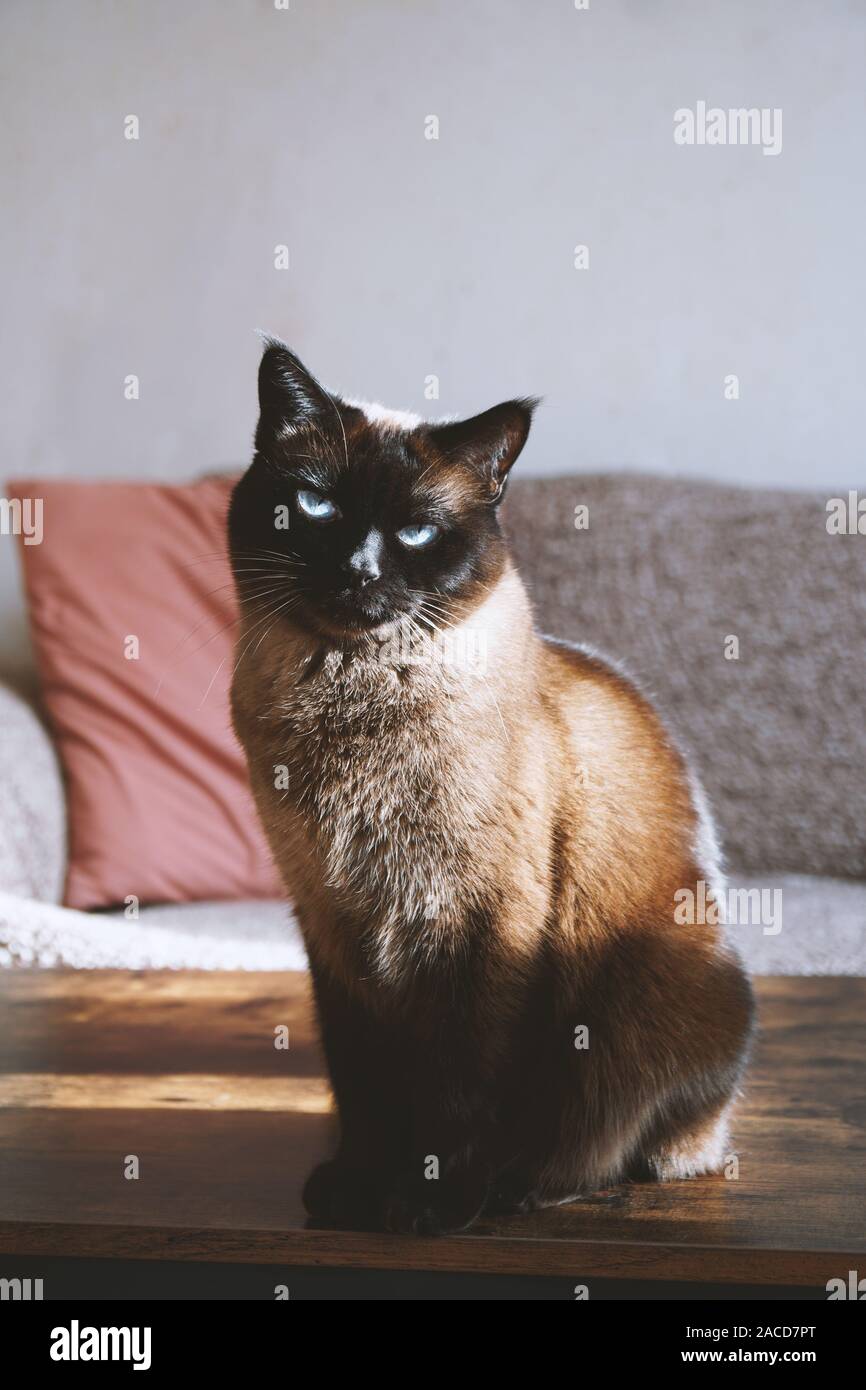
[344,531,383,587]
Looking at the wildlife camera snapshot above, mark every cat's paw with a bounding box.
[486,1169,545,1214]
[380,1164,490,1235]
[302,1158,382,1229]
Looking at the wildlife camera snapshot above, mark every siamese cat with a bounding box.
[229,341,755,1234]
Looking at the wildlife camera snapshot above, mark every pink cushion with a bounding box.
[10,475,282,909]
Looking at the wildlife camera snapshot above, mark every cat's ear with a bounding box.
[257,338,335,431]
[428,398,538,503]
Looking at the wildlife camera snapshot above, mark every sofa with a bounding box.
[1,472,863,973]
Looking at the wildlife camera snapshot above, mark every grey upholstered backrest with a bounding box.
[503,473,865,880]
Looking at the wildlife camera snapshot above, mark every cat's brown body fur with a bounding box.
[232,553,755,1229]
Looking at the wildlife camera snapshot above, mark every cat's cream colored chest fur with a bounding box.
[272,646,502,937]
[232,572,547,985]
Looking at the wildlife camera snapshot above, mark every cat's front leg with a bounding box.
[378,1005,504,1235]
[303,956,409,1228]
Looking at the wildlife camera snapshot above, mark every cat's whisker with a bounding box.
[234,586,303,650]
[237,555,304,567]
[181,549,307,575]
[412,605,443,631]
[248,594,301,661]
[233,569,303,584]
[415,586,451,609]
[157,582,297,697]
[248,547,307,565]
[414,590,449,612]
[478,670,510,744]
[232,575,296,585]
[415,600,453,628]
[154,580,277,690]
[240,546,303,558]
[296,415,342,479]
[200,593,300,711]
[181,549,280,568]
[285,450,336,467]
[223,597,300,700]
[154,615,241,698]
[411,593,456,638]
[412,609,443,639]
[221,616,284,701]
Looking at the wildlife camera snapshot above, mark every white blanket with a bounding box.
[0,892,307,971]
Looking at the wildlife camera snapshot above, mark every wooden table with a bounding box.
[0,970,863,1290]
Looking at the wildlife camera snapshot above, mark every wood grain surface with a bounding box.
[0,970,863,1286]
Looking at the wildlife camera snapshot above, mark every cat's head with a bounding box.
[228,341,537,640]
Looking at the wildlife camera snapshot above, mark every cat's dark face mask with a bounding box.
[228,341,536,642]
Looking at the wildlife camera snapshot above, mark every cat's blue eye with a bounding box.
[396,523,440,549]
[297,489,340,522]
